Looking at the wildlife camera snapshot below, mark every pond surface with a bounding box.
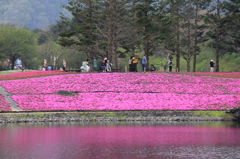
[0,122,240,159]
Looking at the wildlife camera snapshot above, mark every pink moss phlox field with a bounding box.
[0,71,72,80]
[11,93,240,111]
[0,94,11,111]
[181,72,240,79]
[1,73,240,95]
[0,72,240,111]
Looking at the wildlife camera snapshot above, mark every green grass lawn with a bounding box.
[0,69,37,75]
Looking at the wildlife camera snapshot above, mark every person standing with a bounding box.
[101,59,106,72]
[80,65,84,72]
[82,61,88,72]
[168,59,174,72]
[210,60,215,72]
[132,55,139,72]
[86,64,90,72]
[129,56,133,72]
[47,65,52,71]
[106,60,112,72]
[141,55,147,72]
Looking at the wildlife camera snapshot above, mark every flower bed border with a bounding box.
[0,110,238,123]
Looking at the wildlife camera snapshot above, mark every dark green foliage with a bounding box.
[0,25,37,70]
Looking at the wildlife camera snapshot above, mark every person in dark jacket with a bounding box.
[210,60,215,72]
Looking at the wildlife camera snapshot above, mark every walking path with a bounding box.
[0,86,22,111]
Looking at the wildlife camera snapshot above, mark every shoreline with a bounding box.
[0,110,238,123]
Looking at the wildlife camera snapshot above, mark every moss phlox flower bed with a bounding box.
[0,73,239,111]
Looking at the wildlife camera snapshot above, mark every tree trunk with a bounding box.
[112,43,118,69]
[187,57,191,72]
[89,51,94,71]
[193,2,198,72]
[187,2,191,72]
[215,0,221,72]
[10,57,16,70]
[175,6,181,72]
[144,38,150,70]
[216,34,220,72]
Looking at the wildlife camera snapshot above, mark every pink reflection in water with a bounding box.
[0,125,240,158]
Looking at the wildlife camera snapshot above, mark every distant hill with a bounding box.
[0,0,69,30]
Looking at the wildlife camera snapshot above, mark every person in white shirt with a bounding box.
[80,65,84,72]
[105,60,112,72]
[86,64,90,72]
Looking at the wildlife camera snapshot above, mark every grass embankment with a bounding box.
[0,110,235,123]
[0,69,40,76]
[192,111,233,119]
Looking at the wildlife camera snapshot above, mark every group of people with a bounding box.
[42,65,53,71]
[101,57,112,72]
[58,56,215,73]
[80,64,90,72]
[129,54,175,72]
[79,59,90,72]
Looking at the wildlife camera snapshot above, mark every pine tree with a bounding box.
[204,0,237,72]
[95,0,131,68]
[58,0,98,70]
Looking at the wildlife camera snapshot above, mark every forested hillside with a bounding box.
[0,0,69,30]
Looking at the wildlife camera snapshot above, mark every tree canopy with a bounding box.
[0,25,37,69]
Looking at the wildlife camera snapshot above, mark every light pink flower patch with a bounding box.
[0,94,11,111]
[11,93,240,111]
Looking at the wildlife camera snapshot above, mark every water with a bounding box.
[0,122,240,159]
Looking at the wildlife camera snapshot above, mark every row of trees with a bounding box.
[0,0,239,72]
[0,25,36,70]
[57,0,239,72]
[0,24,76,70]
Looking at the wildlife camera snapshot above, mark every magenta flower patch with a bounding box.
[0,72,240,111]
[11,93,240,111]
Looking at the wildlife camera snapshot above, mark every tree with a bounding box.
[223,0,240,55]
[119,0,142,58]
[58,0,98,70]
[0,25,37,70]
[135,0,157,68]
[192,0,210,72]
[38,41,68,69]
[204,0,237,72]
[135,0,172,67]
[180,0,209,72]
[165,0,186,72]
[95,0,131,68]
